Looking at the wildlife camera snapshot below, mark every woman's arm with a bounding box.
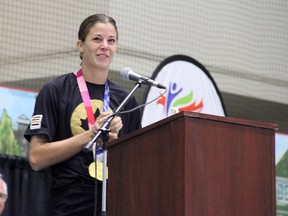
[29,112,123,171]
[29,128,95,171]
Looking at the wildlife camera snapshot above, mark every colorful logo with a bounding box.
[157,82,204,116]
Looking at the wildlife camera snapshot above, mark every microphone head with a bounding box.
[120,67,166,89]
[120,67,132,81]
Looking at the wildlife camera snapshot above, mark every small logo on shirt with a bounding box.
[30,114,43,130]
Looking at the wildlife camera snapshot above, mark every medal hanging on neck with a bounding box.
[76,68,109,181]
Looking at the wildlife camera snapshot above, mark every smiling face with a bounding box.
[77,22,118,72]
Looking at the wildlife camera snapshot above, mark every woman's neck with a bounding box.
[81,66,108,84]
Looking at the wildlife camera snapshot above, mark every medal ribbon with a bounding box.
[76,68,110,129]
[76,68,110,180]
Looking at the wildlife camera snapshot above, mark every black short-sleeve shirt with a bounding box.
[24,72,142,215]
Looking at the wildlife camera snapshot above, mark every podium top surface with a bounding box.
[109,111,278,148]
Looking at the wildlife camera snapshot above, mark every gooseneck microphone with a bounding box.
[121,67,166,89]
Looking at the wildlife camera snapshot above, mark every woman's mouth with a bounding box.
[97,53,109,59]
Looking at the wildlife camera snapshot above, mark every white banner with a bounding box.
[142,55,226,127]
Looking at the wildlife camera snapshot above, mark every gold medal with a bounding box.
[88,161,108,181]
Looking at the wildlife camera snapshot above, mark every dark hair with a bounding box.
[78,14,118,42]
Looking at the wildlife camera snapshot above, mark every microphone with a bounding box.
[121,67,166,89]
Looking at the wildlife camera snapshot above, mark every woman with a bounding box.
[24,14,142,215]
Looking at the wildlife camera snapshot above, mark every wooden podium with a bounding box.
[107,111,277,216]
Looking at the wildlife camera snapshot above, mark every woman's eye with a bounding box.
[108,38,116,45]
[93,37,102,43]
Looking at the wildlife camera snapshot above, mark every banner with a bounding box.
[276,132,288,215]
[141,55,226,127]
[0,85,37,157]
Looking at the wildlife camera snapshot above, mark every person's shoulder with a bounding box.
[108,80,139,106]
[41,72,76,91]
[46,72,75,86]
[108,80,129,94]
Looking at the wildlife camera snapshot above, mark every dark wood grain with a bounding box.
[107,111,277,216]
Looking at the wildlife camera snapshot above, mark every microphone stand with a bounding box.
[83,80,144,216]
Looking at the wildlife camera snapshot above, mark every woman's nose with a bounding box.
[100,39,108,49]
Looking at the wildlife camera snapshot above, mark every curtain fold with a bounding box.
[0,154,51,216]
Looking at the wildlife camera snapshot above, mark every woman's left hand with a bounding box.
[108,115,123,141]
[95,112,123,142]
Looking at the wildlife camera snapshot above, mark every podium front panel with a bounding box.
[107,112,276,216]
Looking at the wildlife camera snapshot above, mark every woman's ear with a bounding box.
[76,40,83,53]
